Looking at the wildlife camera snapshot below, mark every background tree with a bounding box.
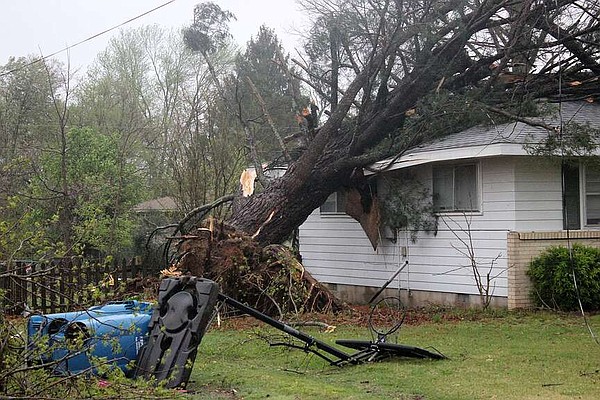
[0,57,59,206]
[75,28,159,199]
[233,25,305,162]
[28,127,142,255]
[0,24,254,261]
[162,32,245,212]
[0,57,73,259]
[76,26,244,212]
[184,3,298,187]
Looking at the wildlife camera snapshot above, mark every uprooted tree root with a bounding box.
[171,218,344,317]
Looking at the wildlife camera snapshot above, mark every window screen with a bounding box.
[585,164,600,225]
[433,163,479,212]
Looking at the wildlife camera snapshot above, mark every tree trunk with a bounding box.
[225,24,469,245]
[226,162,353,245]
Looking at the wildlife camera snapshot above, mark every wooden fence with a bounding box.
[1,258,162,315]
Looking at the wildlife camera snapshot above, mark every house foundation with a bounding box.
[324,283,507,308]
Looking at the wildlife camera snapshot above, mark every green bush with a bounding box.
[527,244,600,311]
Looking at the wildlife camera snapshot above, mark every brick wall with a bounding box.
[507,231,600,309]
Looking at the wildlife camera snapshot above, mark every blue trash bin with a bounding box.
[27,300,153,377]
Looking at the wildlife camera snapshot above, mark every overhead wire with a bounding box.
[554,0,600,346]
[0,0,177,78]
[425,2,599,338]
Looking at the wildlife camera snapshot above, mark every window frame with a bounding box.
[319,191,347,215]
[432,161,481,214]
[582,163,600,228]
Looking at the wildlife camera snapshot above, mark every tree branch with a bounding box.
[482,104,560,132]
[246,77,291,162]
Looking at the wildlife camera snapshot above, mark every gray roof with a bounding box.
[406,100,600,155]
[133,196,178,212]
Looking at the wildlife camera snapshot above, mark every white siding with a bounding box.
[299,212,396,289]
[514,158,563,230]
[299,157,523,298]
[299,156,570,299]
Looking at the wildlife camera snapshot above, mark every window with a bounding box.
[432,163,479,212]
[562,163,600,228]
[320,191,347,214]
[584,164,600,226]
[562,164,581,229]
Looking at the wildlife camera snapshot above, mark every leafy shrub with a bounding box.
[527,244,600,311]
[380,173,438,242]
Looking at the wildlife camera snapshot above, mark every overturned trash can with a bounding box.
[27,300,153,376]
[134,276,219,388]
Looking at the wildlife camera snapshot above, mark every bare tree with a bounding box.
[441,214,504,310]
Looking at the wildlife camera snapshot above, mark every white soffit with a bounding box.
[370,143,531,172]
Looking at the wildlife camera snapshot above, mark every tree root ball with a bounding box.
[173,218,343,317]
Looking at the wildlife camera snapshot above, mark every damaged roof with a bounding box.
[372,100,600,171]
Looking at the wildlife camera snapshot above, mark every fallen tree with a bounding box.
[168,0,600,313]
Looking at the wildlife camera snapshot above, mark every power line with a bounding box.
[0,0,177,78]
[553,0,599,346]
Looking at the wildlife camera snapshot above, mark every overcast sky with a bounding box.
[0,0,308,71]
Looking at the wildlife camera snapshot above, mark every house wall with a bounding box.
[299,156,583,307]
[514,158,563,230]
[299,157,517,306]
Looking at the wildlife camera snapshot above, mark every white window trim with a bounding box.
[432,161,482,215]
[581,163,600,229]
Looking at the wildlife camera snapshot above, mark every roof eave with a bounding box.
[369,143,531,173]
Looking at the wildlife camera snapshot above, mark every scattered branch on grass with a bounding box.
[289,321,337,333]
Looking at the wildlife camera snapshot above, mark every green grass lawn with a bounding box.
[187,310,600,400]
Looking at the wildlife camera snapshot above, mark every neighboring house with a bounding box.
[133,196,179,214]
[132,196,182,266]
[298,101,600,308]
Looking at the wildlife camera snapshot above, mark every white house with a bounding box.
[298,101,600,308]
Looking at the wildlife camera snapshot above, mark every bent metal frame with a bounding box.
[134,276,445,388]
